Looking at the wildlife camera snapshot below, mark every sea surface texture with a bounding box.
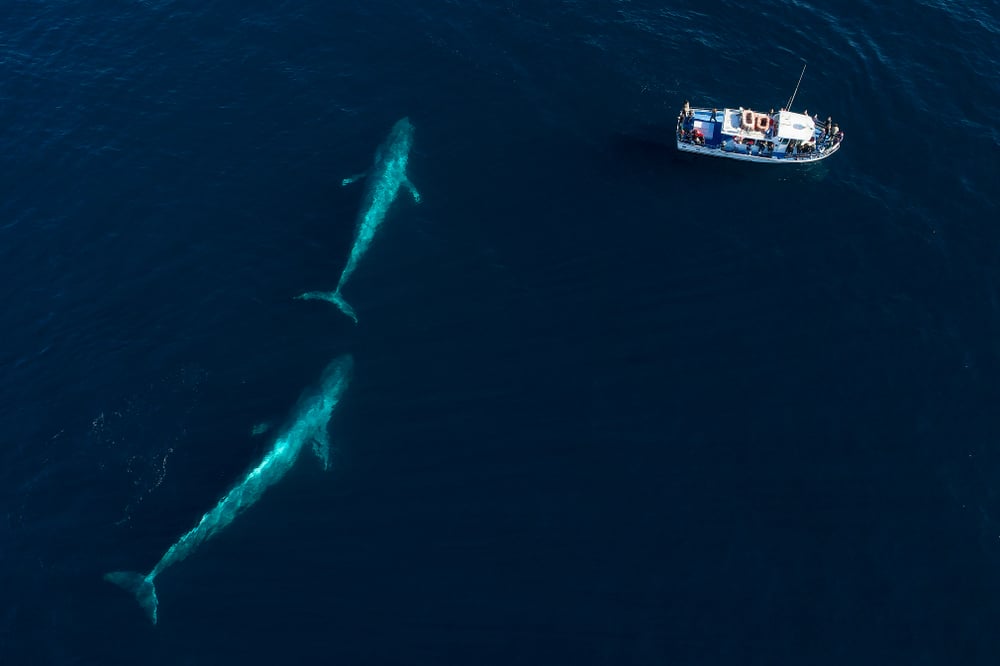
[2,0,999,664]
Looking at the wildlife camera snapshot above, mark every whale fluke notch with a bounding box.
[295,290,358,323]
[105,570,159,624]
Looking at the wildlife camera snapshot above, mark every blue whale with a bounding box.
[104,355,353,624]
[297,117,421,323]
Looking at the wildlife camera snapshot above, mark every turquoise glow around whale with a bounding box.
[104,355,353,624]
[296,117,421,322]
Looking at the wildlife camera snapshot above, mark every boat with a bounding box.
[675,63,844,163]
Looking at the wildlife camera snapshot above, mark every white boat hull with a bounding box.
[675,138,842,163]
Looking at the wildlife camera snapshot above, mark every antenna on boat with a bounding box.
[785,60,807,111]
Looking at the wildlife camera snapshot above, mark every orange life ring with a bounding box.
[756,115,770,132]
[742,110,754,129]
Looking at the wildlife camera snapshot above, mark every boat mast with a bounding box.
[785,60,807,111]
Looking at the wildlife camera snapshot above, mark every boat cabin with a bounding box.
[721,108,815,148]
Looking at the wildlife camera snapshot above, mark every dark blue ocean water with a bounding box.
[3,0,1000,663]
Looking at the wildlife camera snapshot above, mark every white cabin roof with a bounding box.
[775,111,815,141]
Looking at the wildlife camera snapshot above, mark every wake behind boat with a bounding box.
[675,62,844,164]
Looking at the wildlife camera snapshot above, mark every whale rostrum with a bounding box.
[104,354,353,624]
[296,117,420,322]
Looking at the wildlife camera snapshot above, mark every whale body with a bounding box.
[297,117,420,322]
[104,354,353,624]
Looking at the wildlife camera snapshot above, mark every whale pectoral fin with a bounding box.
[250,421,272,437]
[342,171,368,187]
[312,429,332,471]
[404,178,421,203]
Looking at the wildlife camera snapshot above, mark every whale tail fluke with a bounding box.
[105,571,159,624]
[295,290,359,324]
